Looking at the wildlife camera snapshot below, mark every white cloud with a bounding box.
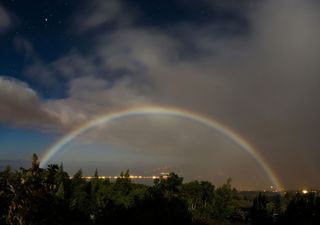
[44,76,150,125]
[0,77,59,129]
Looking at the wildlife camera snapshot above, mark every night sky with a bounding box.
[1,0,320,190]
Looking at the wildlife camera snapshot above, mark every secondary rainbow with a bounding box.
[40,105,283,190]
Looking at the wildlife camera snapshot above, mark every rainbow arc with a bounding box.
[40,105,284,190]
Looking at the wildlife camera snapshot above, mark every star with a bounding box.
[45,18,48,22]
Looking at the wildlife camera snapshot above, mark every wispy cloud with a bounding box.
[73,0,134,32]
[0,4,12,33]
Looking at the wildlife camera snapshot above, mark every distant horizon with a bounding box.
[1,158,318,191]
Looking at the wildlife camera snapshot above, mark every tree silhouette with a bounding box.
[0,154,319,225]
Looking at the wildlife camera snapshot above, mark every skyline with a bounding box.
[1,0,320,190]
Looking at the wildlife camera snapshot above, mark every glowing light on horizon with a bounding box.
[39,104,284,190]
[79,175,168,180]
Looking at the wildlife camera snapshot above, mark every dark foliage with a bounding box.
[0,154,319,225]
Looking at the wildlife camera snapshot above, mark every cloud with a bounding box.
[73,0,134,32]
[11,37,59,87]
[0,5,12,33]
[24,62,59,87]
[43,76,150,125]
[0,77,60,129]
[14,37,39,60]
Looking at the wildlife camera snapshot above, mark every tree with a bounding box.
[0,166,12,224]
[31,153,40,172]
[213,178,236,221]
[154,172,183,198]
[251,193,272,225]
[182,181,216,223]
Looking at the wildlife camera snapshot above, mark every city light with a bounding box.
[80,174,169,180]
